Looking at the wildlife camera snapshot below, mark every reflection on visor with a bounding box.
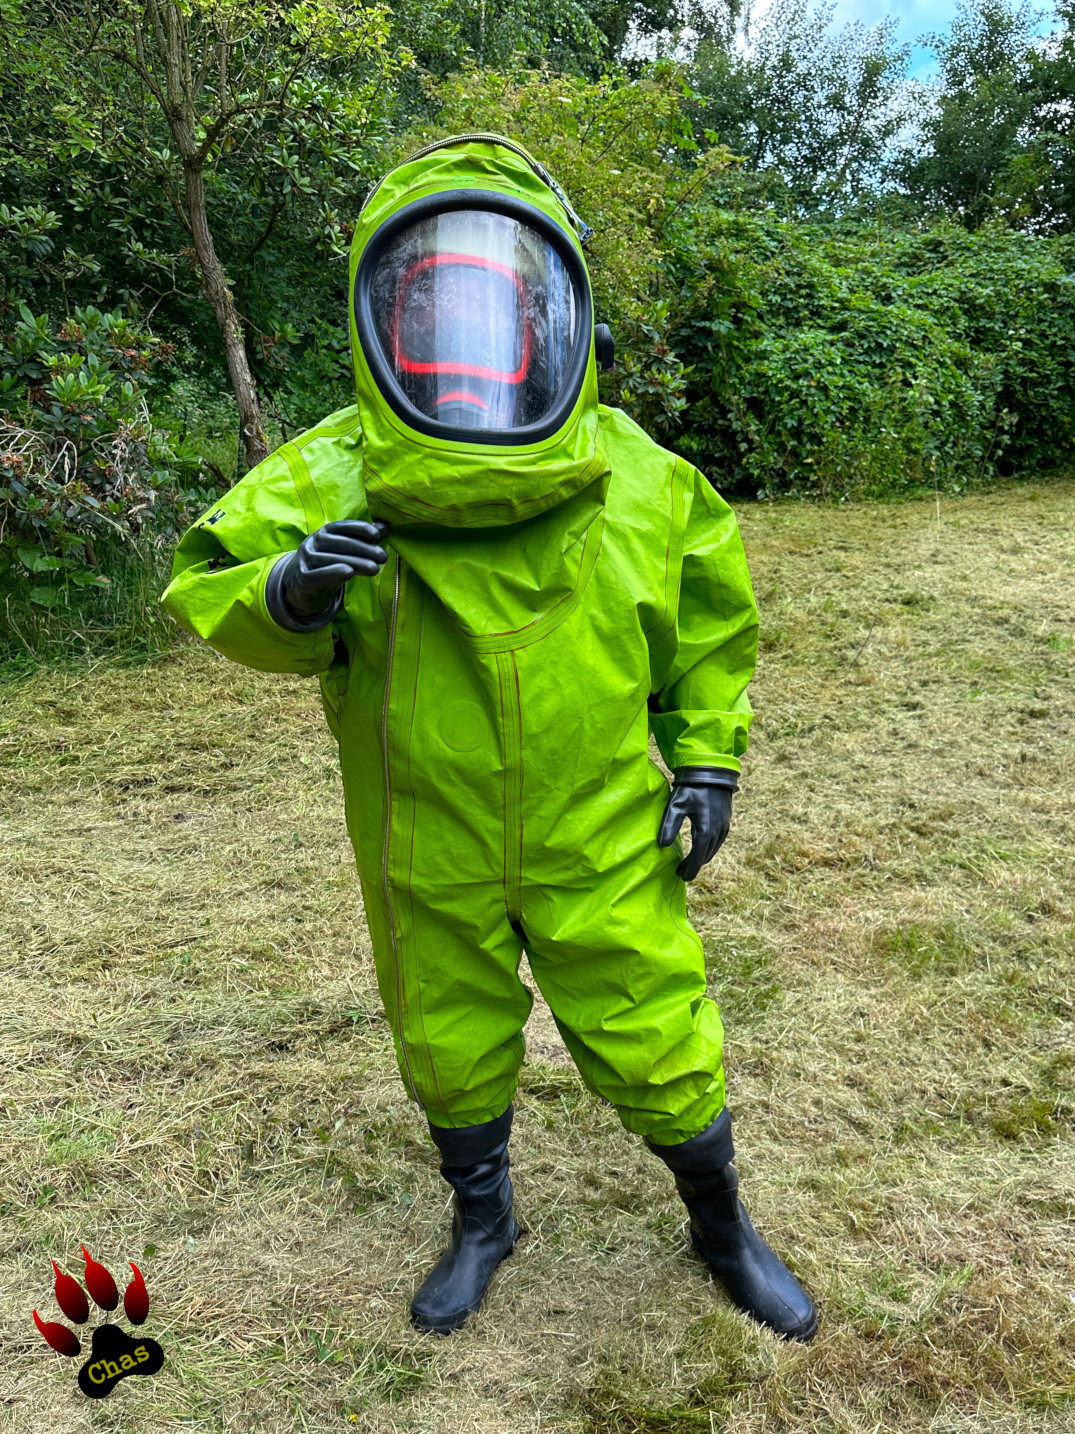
[393,255,532,386]
[368,209,581,432]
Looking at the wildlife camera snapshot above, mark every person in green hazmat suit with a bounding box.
[161,136,817,1342]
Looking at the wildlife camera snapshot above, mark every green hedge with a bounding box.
[666,214,1075,497]
[419,65,1075,499]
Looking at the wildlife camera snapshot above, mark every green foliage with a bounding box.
[1017,2,1075,231]
[898,0,1046,230]
[411,0,609,72]
[692,0,912,212]
[417,62,736,435]
[272,317,354,432]
[391,0,691,80]
[663,212,1075,495]
[2,0,412,462]
[0,293,214,604]
[0,528,181,666]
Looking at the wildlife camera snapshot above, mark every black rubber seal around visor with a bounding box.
[353,190,593,447]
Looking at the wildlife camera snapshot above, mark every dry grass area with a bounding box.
[1,479,1073,1433]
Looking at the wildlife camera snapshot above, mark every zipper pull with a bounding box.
[531,160,594,243]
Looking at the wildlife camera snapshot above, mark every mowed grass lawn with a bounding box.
[1,480,1072,1434]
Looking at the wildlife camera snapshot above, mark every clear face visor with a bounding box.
[367,209,582,432]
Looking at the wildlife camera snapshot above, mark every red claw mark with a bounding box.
[123,1261,149,1325]
[51,1259,89,1324]
[81,1245,119,1310]
[33,1308,81,1357]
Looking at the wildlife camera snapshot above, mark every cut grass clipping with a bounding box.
[1,479,1073,1432]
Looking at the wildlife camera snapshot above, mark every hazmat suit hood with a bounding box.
[350,135,607,528]
[348,136,610,644]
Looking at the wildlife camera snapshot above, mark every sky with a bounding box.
[824,0,960,75]
[644,0,1059,81]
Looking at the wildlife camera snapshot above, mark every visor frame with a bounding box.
[354,190,593,446]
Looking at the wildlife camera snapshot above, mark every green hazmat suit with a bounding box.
[161,137,760,1145]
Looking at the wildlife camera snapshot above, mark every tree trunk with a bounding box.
[183,160,269,473]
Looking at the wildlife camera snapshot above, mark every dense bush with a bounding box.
[0,197,222,665]
[0,311,218,663]
[665,214,1075,496]
[0,297,213,584]
[416,66,1075,498]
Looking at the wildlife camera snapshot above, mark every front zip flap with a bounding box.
[381,553,421,1107]
[360,133,595,244]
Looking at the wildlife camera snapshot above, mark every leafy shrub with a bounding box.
[0,296,216,612]
[404,68,1075,497]
[667,213,1075,496]
[271,316,354,433]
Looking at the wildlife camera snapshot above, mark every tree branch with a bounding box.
[240,192,287,264]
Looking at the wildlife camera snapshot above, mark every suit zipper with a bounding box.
[381,553,419,1104]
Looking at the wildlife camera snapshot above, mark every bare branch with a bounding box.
[193,107,237,166]
[240,192,287,264]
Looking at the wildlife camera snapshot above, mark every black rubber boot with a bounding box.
[646,1109,818,1341]
[409,1104,521,1334]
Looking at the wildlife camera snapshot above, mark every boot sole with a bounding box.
[409,1220,522,1335]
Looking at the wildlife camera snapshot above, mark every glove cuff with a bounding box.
[673,765,739,791]
[264,553,345,634]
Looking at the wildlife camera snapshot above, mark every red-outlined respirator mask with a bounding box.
[359,202,589,439]
[391,252,534,428]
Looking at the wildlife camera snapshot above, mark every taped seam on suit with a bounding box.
[642,457,688,647]
[395,562,449,1113]
[496,650,524,922]
[380,553,419,1105]
[464,506,606,655]
[279,442,327,536]
[292,411,363,447]
[380,557,449,1113]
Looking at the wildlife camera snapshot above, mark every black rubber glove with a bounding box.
[265,519,391,633]
[657,766,739,881]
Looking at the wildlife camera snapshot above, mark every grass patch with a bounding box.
[701,936,783,1025]
[1,478,1073,1431]
[875,920,978,976]
[0,531,180,669]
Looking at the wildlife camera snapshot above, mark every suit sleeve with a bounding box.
[648,464,759,774]
[159,448,336,677]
